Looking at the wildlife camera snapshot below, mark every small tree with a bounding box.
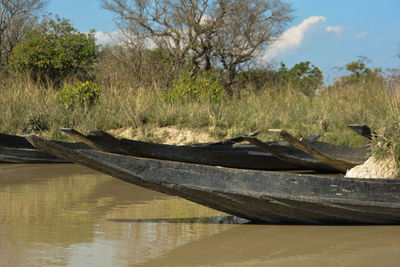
[337,57,383,84]
[9,16,99,84]
[0,0,45,70]
[279,61,323,96]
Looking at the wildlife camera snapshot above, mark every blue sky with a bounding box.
[47,0,400,82]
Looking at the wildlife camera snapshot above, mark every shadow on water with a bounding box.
[108,216,248,224]
[141,223,400,267]
[1,164,236,266]
[0,163,95,185]
[108,216,400,226]
[2,164,400,267]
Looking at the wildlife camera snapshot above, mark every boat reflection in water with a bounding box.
[0,164,239,266]
[1,164,400,266]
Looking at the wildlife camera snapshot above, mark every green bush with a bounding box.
[278,61,323,96]
[165,72,226,102]
[371,113,400,163]
[9,16,98,84]
[57,81,101,109]
[336,57,383,85]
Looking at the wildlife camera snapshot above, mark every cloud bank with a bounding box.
[261,16,352,62]
[261,16,327,61]
[325,26,349,38]
[354,32,369,40]
[95,30,123,46]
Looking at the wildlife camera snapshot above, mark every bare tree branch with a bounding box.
[0,0,45,69]
[101,0,293,91]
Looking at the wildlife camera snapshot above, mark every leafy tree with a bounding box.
[234,68,279,91]
[101,0,293,93]
[337,57,383,84]
[279,61,323,96]
[9,16,99,84]
[0,0,45,70]
[346,60,368,78]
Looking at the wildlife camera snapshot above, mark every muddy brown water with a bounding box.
[1,164,400,267]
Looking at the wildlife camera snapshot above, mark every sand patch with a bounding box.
[108,126,215,145]
[345,156,399,179]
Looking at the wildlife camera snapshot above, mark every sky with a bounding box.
[46,0,400,83]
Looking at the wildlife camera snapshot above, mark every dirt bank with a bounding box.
[108,126,215,145]
[345,156,399,179]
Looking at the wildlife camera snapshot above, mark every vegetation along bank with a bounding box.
[1,0,399,172]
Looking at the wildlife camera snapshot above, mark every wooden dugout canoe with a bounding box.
[0,131,298,167]
[0,132,90,163]
[0,146,70,163]
[0,131,260,164]
[2,129,367,172]
[26,135,400,224]
[62,128,368,172]
[1,131,307,167]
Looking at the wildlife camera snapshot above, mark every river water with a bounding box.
[1,163,400,267]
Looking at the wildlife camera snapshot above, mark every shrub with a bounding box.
[371,113,400,163]
[22,113,49,133]
[57,81,101,109]
[335,57,384,85]
[9,16,98,84]
[164,72,226,102]
[278,61,323,96]
[234,68,281,91]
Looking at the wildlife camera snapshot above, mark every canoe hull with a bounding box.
[0,147,70,163]
[0,133,89,163]
[77,133,340,171]
[27,135,400,224]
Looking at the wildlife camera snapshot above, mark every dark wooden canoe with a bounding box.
[0,130,267,163]
[0,147,70,163]
[0,131,260,150]
[0,132,36,148]
[61,128,342,171]
[62,128,368,172]
[0,133,91,163]
[0,131,305,168]
[2,129,367,172]
[1,131,312,168]
[27,135,400,224]
[348,124,376,140]
[267,129,368,172]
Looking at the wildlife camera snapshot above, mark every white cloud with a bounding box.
[261,16,327,61]
[94,29,158,49]
[94,29,123,46]
[325,26,349,38]
[354,32,369,40]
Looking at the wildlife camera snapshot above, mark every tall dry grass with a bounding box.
[1,73,399,151]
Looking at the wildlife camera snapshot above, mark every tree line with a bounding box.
[0,0,392,97]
